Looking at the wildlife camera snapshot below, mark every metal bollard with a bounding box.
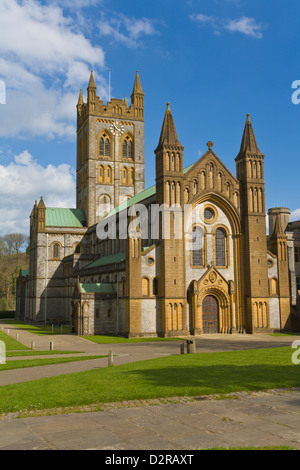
[50,341,54,351]
[31,341,35,350]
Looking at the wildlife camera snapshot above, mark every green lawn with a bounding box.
[1,321,181,342]
[0,330,29,351]
[1,320,71,336]
[0,355,106,371]
[0,347,299,415]
[6,351,81,357]
[0,329,81,358]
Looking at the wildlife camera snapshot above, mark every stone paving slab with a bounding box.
[0,389,300,450]
[1,321,300,450]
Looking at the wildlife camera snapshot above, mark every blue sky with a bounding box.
[0,0,299,235]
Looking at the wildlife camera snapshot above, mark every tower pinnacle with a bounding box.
[236,113,263,160]
[156,102,183,152]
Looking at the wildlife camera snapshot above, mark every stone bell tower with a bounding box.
[76,71,145,226]
[236,114,270,332]
[154,103,189,337]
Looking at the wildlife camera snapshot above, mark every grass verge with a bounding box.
[6,351,81,357]
[0,346,298,415]
[0,330,29,351]
[0,320,70,336]
[0,355,106,371]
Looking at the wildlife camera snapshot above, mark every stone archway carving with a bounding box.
[188,267,234,334]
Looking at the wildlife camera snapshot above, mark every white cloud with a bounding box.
[291,209,300,221]
[0,0,104,70]
[190,13,265,39]
[53,0,101,9]
[0,0,105,140]
[0,150,76,235]
[225,16,264,39]
[98,13,159,49]
[190,13,216,24]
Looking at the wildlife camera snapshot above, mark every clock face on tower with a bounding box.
[110,122,125,137]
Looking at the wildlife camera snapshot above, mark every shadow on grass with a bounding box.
[0,363,300,414]
[115,363,300,397]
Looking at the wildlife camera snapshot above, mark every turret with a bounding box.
[269,215,291,330]
[154,103,188,337]
[87,70,96,113]
[130,71,144,118]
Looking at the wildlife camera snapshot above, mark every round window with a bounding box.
[147,257,154,265]
[204,208,214,220]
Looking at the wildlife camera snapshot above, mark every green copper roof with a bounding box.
[46,208,86,228]
[85,252,126,269]
[104,162,195,220]
[80,283,114,294]
[104,185,156,220]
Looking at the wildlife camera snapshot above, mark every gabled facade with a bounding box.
[16,72,299,336]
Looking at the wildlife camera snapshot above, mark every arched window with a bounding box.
[122,135,134,159]
[99,137,104,156]
[105,165,113,184]
[130,168,134,185]
[99,133,110,157]
[98,194,112,218]
[142,277,150,296]
[121,166,128,185]
[105,138,110,156]
[128,140,133,159]
[215,228,226,266]
[123,140,128,158]
[98,165,104,183]
[192,226,203,266]
[74,243,81,254]
[52,242,60,259]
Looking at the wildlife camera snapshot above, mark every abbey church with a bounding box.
[16,71,300,336]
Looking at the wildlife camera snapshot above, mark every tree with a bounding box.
[0,233,29,255]
[0,233,29,310]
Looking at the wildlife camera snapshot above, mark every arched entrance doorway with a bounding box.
[202,295,219,333]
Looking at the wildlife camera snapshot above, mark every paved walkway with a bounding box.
[1,389,300,450]
[1,321,300,450]
[0,321,298,386]
[0,322,297,386]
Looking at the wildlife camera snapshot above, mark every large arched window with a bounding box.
[105,138,110,157]
[122,135,134,159]
[123,140,128,158]
[99,137,104,156]
[98,132,111,157]
[128,140,133,159]
[192,226,203,266]
[215,228,226,266]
